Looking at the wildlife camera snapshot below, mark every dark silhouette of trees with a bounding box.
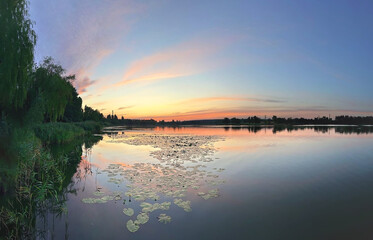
[83,106,104,122]
[63,84,83,122]
[247,116,261,124]
[335,115,373,125]
[223,118,230,125]
[231,118,241,124]
[107,115,372,127]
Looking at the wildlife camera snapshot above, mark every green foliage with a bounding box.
[0,0,36,109]
[83,105,104,122]
[63,86,83,122]
[33,122,85,144]
[0,129,69,239]
[30,57,73,122]
[23,94,45,127]
[0,127,103,238]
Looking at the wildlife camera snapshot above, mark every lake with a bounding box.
[34,126,373,239]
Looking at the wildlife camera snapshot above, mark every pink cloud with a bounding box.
[112,36,237,87]
[117,105,135,110]
[74,76,96,94]
[176,96,285,105]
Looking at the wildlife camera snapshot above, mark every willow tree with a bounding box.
[0,0,36,110]
[31,57,73,122]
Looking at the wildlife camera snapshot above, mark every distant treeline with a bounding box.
[239,125,373,135]
[105,125,373,135]
[103,115,373,126]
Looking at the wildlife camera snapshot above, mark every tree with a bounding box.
[83,106,103,122]
[30,57,73,122]
[223,118,230,125]
[63,82,83,122]
[231,118,241,125]
[0,0,36,110]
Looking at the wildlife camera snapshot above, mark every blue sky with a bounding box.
[29,0,373,120]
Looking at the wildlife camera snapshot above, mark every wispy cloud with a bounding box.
[176,96,285,105]
[73,76,96,94]
[118,105,135,110]
[111,36,237,88]
[71,50,113,94]
[117,73,186,86]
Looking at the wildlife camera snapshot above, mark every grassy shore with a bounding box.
[33,121,102,144]
[0,121,102,239]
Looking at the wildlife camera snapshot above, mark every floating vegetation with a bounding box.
[197,189,220,200]
[207,179,226,186]
[126,220,140,233]
[108,177,122,184]
[158,213,171,224]
[140,202,171,213]
[174,198,192,212]
[82,191,123,204]
[81,195,115,204]
[123,208,134,216]
[108,134,223,165]
[125,187,159,201]
[101,195,115,201]
[82,198,106,204]
[92,191,105,196]
[135,213,149,225]
[86,133,226,232]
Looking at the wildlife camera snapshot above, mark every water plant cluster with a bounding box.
[115,134,221,164]
[81,133,226,233]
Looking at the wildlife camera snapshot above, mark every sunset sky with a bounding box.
[29,0,373,120]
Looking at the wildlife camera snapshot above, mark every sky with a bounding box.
[29,0,373,120]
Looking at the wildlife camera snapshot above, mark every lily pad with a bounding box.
[135,213,149,224]
[174,199,191,212]
[126,220,139,232]
[123,208,134,216]
[158,213,171,224]
[93,191,105,196]
[199,189,219,200]
[140,202,171,213]
[82,197,109,204]
[94,133,227,233]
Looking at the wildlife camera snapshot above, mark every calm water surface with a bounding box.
[37,127,373,239]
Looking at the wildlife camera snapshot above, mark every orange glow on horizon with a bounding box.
[109,110,373,121]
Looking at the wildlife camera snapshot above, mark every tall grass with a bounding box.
[34,122,85,144]
[33,121,102,144]
[0,129,68,239]
[0,120,102,238]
